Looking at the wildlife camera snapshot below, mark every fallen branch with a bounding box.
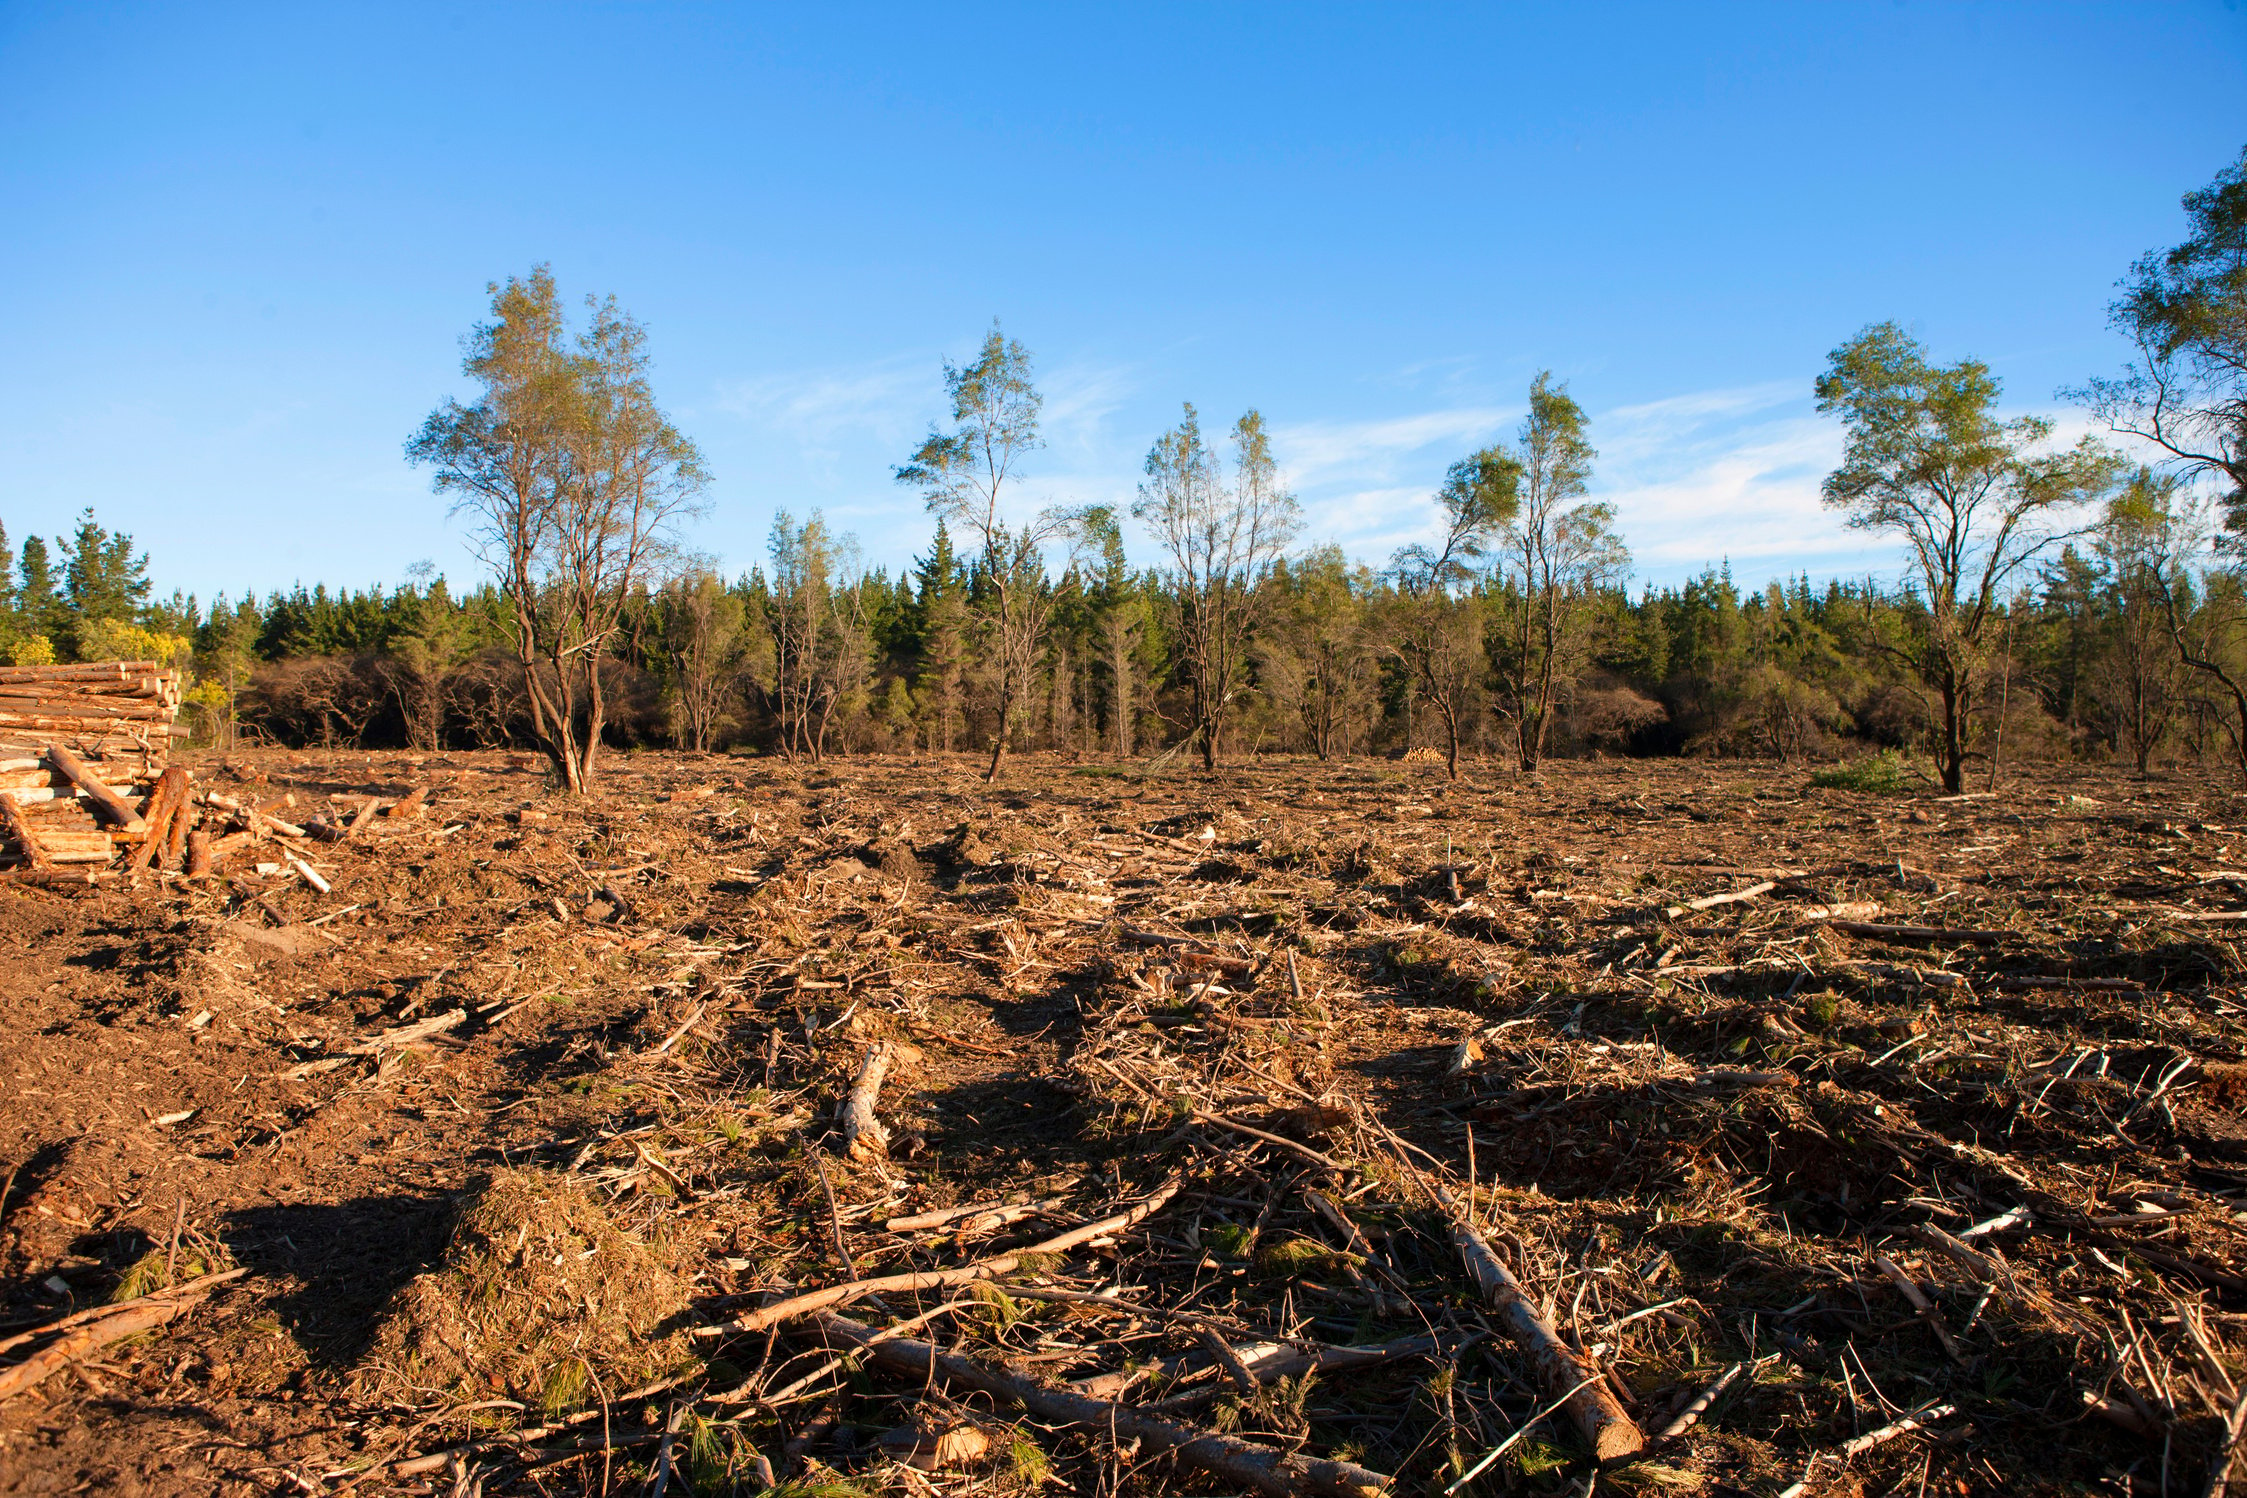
[810,1309,1392,1497]
[1121,926,1255,974]
[708,1177,1184,1335]
[1434,1185,1644,1460]
[0,1267,247,1402]
[1655,1361,1742,1441]
[1665,880,1774,918]
[282,1009,468,1077]
[1775,1404,1958,1498]
[1872,1255,1967,1364]
[1194,1112,1346,1171]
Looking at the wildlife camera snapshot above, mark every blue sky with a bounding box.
[3,2,2244,605]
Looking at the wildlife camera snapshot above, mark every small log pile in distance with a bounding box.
[0,660,186,876]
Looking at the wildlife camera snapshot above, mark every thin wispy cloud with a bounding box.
[713,357,930,453]
[704,352,2108,589]
[1275,384,1879,585]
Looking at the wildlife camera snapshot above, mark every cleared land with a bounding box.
[3,750,2246,1496]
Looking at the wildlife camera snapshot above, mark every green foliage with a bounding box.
[1808,750,1914,795]
[1007,1434,1050,1485]
[1201,1221,1253,1259]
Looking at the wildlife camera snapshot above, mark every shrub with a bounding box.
[1809,751,1914,795]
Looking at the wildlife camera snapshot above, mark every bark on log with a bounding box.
[711,1178,1183,1335]
[0,695,175,721]
[165,792,192,866]
[809,1310,1392,1498]
[0,792,50,869]
[0,714,187,737]
[0,661,158,683]
[129,768,192,872]
[1436,1186,1645,1460]
[43,744,145,834]
[185,830,212,878]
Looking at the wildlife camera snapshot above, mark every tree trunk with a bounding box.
[985,683,1009,782]
[1938,674,1967,795]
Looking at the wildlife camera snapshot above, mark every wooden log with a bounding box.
[4,829,117,865]
[0,711,187,736]
[1794,902,1886,923]
[1436,1185,1644,1461]
[809,1310,1393,1498]
[0,785,142,809]
[840,1040,919,1160]
[0,792,50,869]
[0,661,155,683]
[708,1178,1184,1335]
[344,796,380,839]
[0,694,175,721]
[43,744,145,834]
[185,830,212,878]
[129,768,192,873]
[0,867,105,888]
[0,679,163,700]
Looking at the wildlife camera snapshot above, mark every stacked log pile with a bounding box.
[0,661,184,774]
[0,661,185,874]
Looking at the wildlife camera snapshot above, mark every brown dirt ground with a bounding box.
[3,749,2246,1496]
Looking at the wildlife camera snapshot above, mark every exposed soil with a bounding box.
[3,749,2246,1496]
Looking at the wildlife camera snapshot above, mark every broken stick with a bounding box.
[1664,879,1774,918]
[810,1309,1392,1497]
